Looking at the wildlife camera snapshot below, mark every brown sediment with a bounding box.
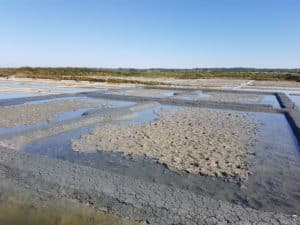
[0,99,112,127]
[72,108,261,182]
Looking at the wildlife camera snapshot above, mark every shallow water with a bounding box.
[241,87,300,108]
[0,92,44,100]
[289,95,300,108]
[22,104,300,214]
[0,80,105,103]
[0,97,134,136]
[0,194,139,225]
[104,87,177,98]
[0,80,102,94]
[174,90,281,108]
[2,81,300,215]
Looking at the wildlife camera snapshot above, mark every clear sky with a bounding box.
[0,0,299,68]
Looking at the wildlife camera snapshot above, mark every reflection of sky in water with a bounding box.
[0,80,104,100]
[0,97,134,136]
[0,92,43,100]
[289,95,300,108]
[241,87,300,108]
[175,90,281,108]
[2,80,300,214]
[21,105,300,214]
[105,87,176,97]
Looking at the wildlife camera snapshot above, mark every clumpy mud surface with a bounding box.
[72,108,260,182]
[0,99,111,127]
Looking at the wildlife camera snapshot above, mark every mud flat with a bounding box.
[72,108,260,182]
[0,102,158,149]
[0,99,112,127]
[109,88,176,97]
[199,92,262,104]
[0,147,298,225]
[1,80,300,224]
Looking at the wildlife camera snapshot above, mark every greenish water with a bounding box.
[0,195,139,225]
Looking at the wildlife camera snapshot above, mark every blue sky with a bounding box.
[0,0,299,68]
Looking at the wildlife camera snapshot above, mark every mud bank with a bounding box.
[0,102,158,149]
[201,92,262,103]
[86,92,281,113]
[0,99,112,127]
[0,147,298,225]
[73,108,260,182]
[109,88,176,97]
[276,93,296,109]
[173,91,263,103]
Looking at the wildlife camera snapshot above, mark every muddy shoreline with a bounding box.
[0,99,112,127]
[1,80,300,224]
[0,147,298,225]
[72,108,260,182]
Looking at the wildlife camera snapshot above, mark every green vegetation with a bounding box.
[0,67,300,83]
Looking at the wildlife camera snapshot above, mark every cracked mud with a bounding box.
[72,108,260,182]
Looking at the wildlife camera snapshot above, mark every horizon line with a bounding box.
[0,66,299,71]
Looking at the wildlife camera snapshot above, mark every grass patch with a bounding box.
[1,67,300,83]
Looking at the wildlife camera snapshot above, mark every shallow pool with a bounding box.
[21,105,300,215]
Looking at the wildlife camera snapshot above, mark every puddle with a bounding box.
[21,105,300,214]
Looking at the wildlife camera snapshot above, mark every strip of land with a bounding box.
[0,99,112,127]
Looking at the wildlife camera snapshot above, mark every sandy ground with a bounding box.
[72,108,260,182]
[252,80,300,88]
[0,77,135,90]
[3,77,300,91]
[0,99,112,127]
